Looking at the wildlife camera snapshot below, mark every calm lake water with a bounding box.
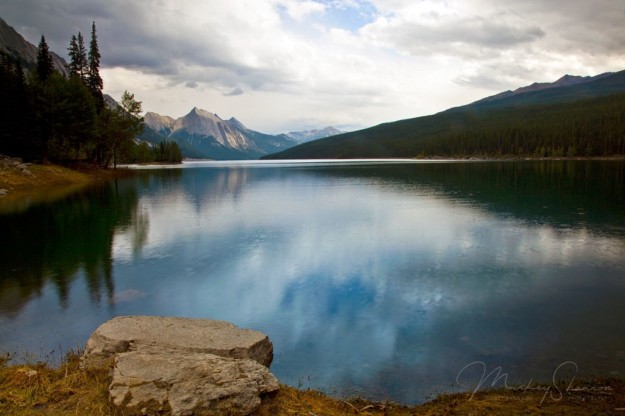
[1,160,625,403]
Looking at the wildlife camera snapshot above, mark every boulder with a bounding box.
[110,351,279,416]
[81,316,279,416]
[81,315,273,369]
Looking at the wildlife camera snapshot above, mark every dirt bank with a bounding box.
[0,155,132,212]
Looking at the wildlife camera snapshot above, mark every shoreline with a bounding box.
[2,154,623,196]
[0,156,134,212]
[1,353,623,415]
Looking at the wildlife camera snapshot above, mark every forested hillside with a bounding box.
[0,22,182,166]
[264,71,625,159]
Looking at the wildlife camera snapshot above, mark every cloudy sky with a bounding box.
[1,0,624,133]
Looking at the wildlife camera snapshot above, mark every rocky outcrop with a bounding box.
[82,316,279,416]
[110,351,279,416]
[0,154,33,177]
[144,111,176,135]
[0,155,34,196]
[142,109,297,160]
[82,316,274,368]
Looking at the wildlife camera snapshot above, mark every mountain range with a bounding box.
[141,110,346,159]
[0,16,342,160]
[285,126,343,143]
[264,70,625,159]
[4,15,622,160]
[142,109,299,160]
[473,73,614,104]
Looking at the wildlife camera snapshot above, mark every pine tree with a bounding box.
[77,32,87,79]
[67,34,79,76]
[68,32,88,80]
[88,22,104,110]
[36,35,54,82]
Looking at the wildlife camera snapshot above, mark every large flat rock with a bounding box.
[82,316,279,416]
[81,316,274,369]
[110,351,279,416]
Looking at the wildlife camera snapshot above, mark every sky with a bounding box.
[1,0,624,134]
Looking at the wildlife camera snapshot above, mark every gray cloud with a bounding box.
[0,0,298,93]
[2,0,623,132]
[361,11,545,58]
[223,87,244,96]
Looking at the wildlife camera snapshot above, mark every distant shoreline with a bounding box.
[413,155,625,161]
[2,155,623,197]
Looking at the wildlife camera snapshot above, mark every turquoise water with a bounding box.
[1,160,624,403]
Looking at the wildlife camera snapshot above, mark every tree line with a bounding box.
[265,84,625,160]
[0,22,182,166]
[416,94,625,158]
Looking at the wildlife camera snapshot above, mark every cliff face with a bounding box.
[0,16,68,76]
[172,107,252,150]
[144,109,297,160]
[144,112,176,135]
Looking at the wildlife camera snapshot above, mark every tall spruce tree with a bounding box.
[67,34,79,76]
[88,22,103,110]
[77,32,87,79]
[68,32,88,80]
[36,35,54,82]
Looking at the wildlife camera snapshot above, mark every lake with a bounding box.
[1,159,625,403]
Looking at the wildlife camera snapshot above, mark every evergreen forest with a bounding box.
[265,71,625,160]
[0,23,182,166]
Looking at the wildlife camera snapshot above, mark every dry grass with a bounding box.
[0,162,133,190]
[0,162,134,213]
[257,380,625,416]
[0,353,120,416]
[0,164,89,189]
[1,354,624,416]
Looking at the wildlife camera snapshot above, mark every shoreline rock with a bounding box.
[82,316,279,416]
[81,315,274,369]
[110,351,279,416]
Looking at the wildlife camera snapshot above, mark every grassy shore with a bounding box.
[1,354,624,416]
[0,159,133,213]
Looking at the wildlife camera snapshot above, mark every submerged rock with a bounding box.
[82,316,278,416]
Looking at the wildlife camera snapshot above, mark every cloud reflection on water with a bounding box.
[109,162,625,402]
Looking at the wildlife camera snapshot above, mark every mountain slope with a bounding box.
[466,71,625,110]
[474,73,613,104]
[286,127,342,143]
[264,70,625,159]
[143,109,296,160]
[0,16,68,76]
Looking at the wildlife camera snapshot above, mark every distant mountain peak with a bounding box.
[142,108,296,160]
[286,126,343,143]
[144,111,175,136]
[228,117,248,131]
[188,107,212,116]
